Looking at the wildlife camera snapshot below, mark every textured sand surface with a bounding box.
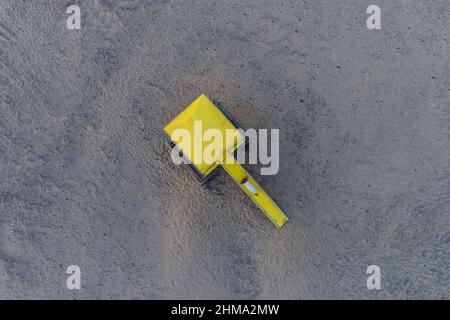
[0,1,449,299]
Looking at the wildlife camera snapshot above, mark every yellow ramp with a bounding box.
[221,154,288,229]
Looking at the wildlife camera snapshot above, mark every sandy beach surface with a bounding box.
[0,1,448,298]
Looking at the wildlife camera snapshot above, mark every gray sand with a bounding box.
[0,1,448,299]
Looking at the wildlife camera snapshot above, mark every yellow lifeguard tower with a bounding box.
[164,94,288,228]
